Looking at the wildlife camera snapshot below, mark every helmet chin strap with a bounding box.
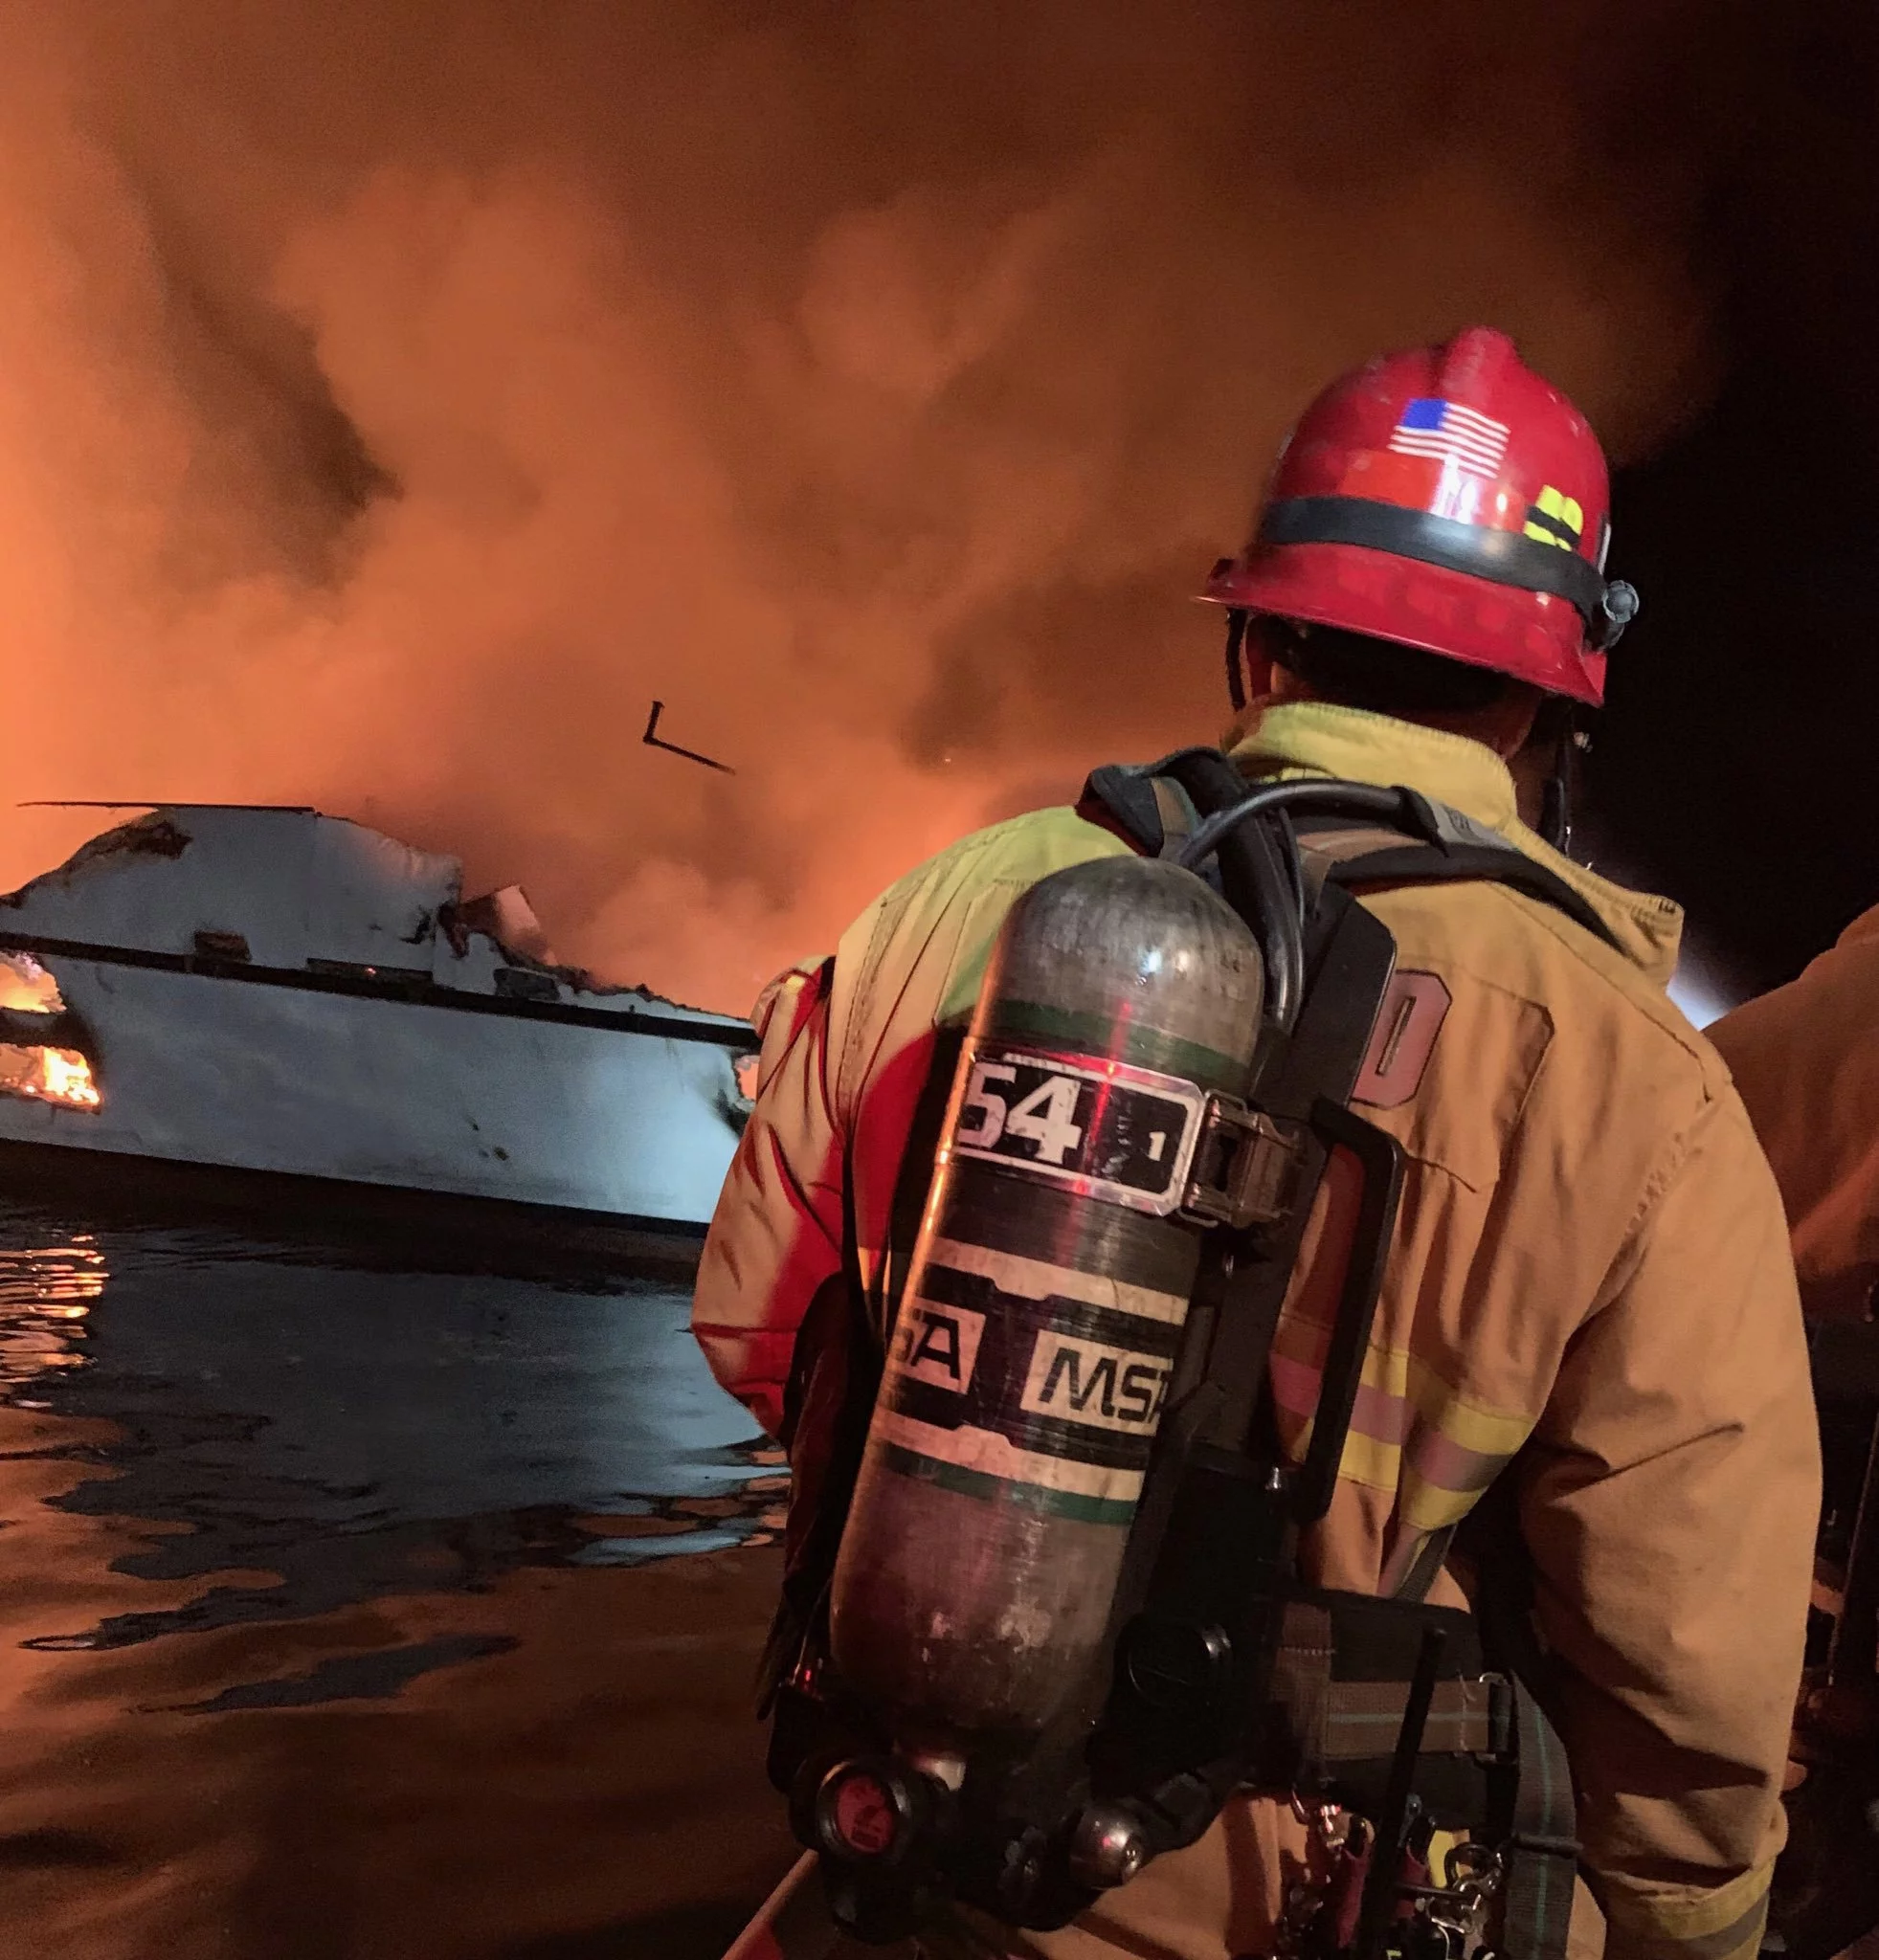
[1538,711,1582,854]
[1224,610,1249,712]
[1223,611,1280,714]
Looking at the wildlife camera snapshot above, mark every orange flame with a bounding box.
[0,956,101,1108]
[0,1045,101,1110]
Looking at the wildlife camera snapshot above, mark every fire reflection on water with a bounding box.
[0,1197,794,1955]
[0,1231,103,1395]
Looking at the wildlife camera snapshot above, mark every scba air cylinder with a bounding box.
[828,854,1265,1744]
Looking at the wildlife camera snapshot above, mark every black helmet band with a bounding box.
[1256,497,1638,651]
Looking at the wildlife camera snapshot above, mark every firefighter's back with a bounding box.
[808,759,1812,1960]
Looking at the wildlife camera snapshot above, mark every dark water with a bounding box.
[0,1193,796,1960]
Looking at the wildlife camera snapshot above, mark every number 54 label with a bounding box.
[945,1041,1207,1214]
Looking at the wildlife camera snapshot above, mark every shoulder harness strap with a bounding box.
[1079,760,1622,954]
[1297,814,1622,955]
[1081,759,1202,861]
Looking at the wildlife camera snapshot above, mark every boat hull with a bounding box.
[0,955,749,1232]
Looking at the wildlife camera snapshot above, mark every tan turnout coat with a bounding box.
[1711,902,1879,1318]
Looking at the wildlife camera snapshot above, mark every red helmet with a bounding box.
[1203,326,1637,705]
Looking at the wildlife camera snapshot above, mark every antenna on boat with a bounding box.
[642,702,734,774]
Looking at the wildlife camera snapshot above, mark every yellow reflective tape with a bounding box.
[1286,1432,1511,1522]
[1602,1858,1776,1960]
[1335,1429,1400,1492]
[1281,1418,1512,1524]
[1398,1474,1492,1531]
[1401,1352,1536,1456]
[1277,1315,1539,1458]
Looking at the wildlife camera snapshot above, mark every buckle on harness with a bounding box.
[1476,1673,1516,1767]
[1180,1096,1308,1230]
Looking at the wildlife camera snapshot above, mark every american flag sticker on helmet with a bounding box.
[1386,397,1510,479]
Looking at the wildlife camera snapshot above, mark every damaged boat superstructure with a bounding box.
[0,806,757,1234]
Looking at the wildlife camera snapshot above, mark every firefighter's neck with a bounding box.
[1266,663,1548,827]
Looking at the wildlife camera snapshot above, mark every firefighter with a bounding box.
[694,327,1818,1960]
[1708,917,1879,1960]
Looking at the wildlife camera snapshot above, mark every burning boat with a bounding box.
[0,805,756,1240]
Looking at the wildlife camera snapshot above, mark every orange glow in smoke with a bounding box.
[0,955,61,1016]
[0,8,1725,1015]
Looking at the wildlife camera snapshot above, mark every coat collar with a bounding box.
[1222,699,1684,986]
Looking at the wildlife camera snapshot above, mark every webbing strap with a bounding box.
[1293,814,1622,955]
[1498,1679,1579,1960]
[1079,762,1175,856]
[1391,1524,1458,1606]
[1149,776,1198,859]
[1317,1677,1497,1760]
[1270,1594,1498,1767]
[1318,840,1622,954]
[1464,1480,1580,1960]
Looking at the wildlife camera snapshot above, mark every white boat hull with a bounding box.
[0,955,749,1229]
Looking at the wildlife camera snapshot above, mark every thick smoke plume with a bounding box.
[0,1,1726,1012]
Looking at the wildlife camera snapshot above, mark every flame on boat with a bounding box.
[0,953,101,1110]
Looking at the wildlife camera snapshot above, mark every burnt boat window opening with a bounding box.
[0,954,100,1110]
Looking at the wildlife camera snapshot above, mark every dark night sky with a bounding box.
[1587,1,1879,994]
[1595,373,1879,996]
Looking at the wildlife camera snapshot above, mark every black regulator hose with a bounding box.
[1153,749,1308,1035]
[1177,780,1446,1033]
